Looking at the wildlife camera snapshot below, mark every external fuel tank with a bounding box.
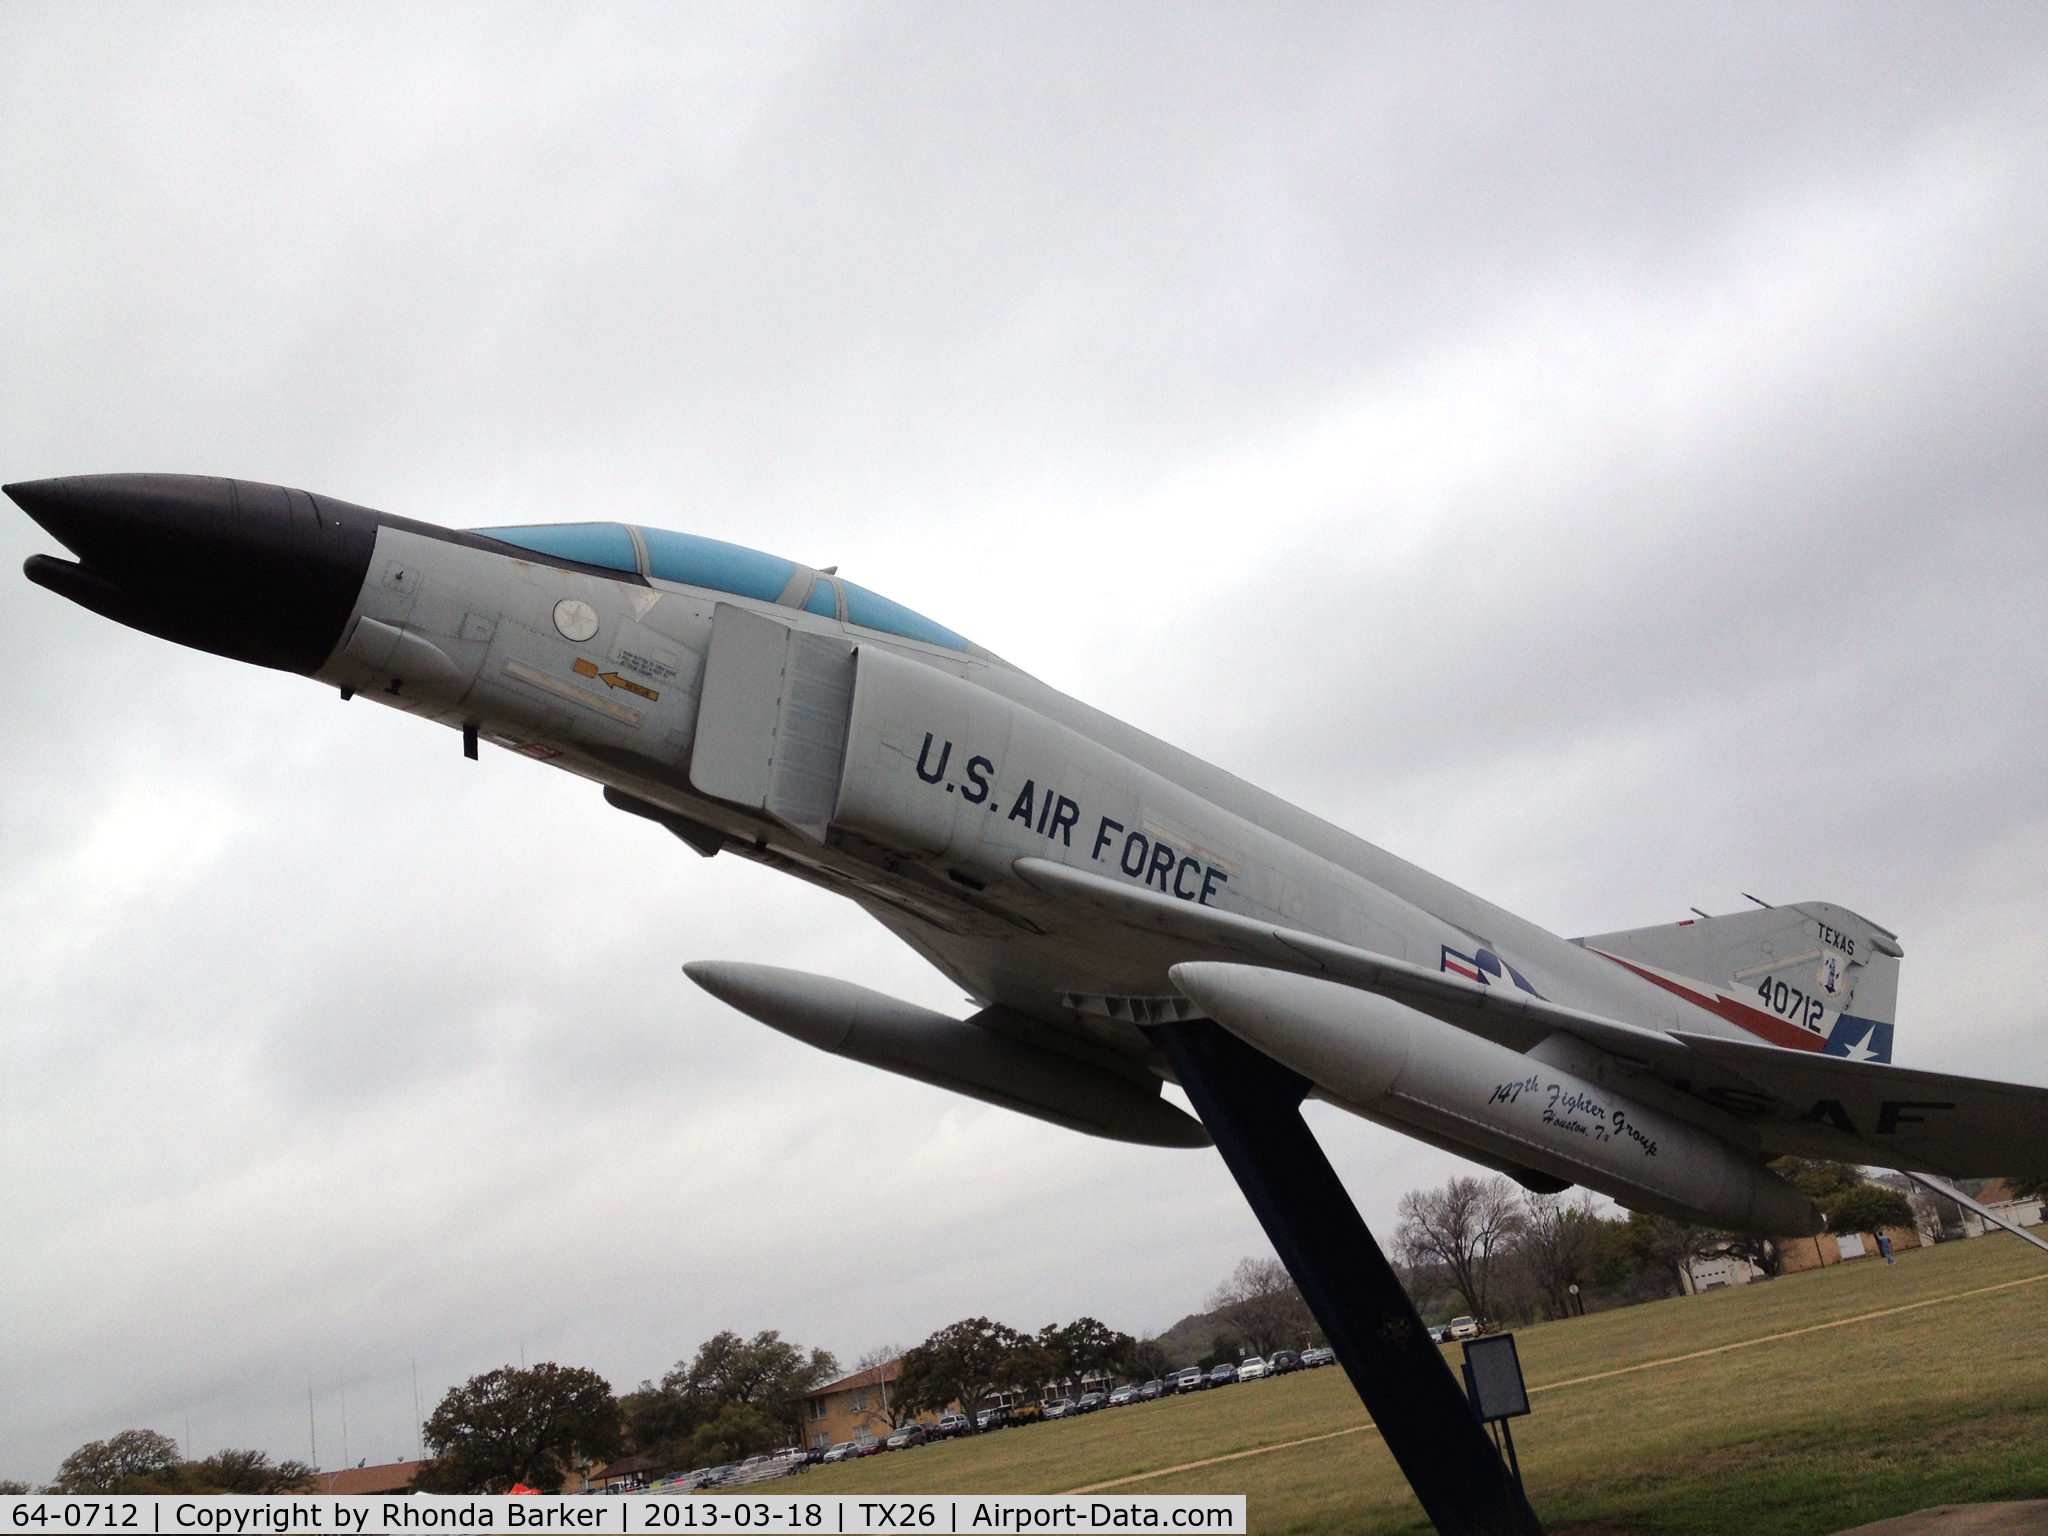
[1171,961,1821,1235]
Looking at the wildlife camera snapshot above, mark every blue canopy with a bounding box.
[474,521,968,651]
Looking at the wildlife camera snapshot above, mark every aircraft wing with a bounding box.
[1673,1031,2048,1179]
[1014,856,1698,1070]
[1015,858,2048,1180]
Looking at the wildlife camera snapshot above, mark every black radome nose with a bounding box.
[9,474,385,674]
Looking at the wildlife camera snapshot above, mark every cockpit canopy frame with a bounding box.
[472,520,970,653]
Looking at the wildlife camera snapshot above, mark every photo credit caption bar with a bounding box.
[2,1497,1243,1534]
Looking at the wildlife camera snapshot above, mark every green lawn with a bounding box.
[794,1231,2048,1534]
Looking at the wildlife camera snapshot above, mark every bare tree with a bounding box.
[1207,1257,1317,1357]
[848,1344,905,1439]
[1396,1175,1525,1324]
[1517,1190,1602,1318]
[1123,1335,1173,1382]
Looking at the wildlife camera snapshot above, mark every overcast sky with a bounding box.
[4,1,2046,1486]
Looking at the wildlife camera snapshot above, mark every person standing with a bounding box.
[1878,1231,1895,1265]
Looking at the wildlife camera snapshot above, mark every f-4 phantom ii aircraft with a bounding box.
[14,473,2048,1535]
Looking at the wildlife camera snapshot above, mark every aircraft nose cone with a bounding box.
[11,473,209,555]
[8,473,384,674]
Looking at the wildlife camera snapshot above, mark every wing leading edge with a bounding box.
[1014,856,1695,1067]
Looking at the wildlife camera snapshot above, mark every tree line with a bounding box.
[414,1306,1213,1491]
[407,1329,846,1493]
[21,1305,1209,1495]
[1392,1159,1918,1326]
[18,1331,842,1497]
[11,1430,314,1496]
[892,1315,1141,1428]
[30,1161,1949,1494]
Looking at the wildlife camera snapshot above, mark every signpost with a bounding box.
[1462,1333,1535,1533]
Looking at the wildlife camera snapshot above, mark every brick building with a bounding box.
[1778,1223,1920,1274]
[800,1361,906,1452]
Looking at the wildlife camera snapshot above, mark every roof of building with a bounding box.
[806,1359,901,1400]
[312,1461,422,1495]
[593,1455,665,1480]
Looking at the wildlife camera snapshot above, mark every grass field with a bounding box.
[793,1231,2048,1534]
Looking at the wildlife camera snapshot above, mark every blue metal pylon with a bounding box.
[1146,1019,1541,1536]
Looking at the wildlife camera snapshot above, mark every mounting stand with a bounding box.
[1145,1019,1542,1536]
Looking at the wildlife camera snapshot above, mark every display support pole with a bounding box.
[1146,1019,1542,1536]
[1501,1419,1527,1512]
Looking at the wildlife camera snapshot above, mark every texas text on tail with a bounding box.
[15,474,2047,1535]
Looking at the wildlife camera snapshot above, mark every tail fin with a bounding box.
[1573,901,1901,1061]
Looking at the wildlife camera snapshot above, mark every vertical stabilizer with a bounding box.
[1574,901,1901,1061]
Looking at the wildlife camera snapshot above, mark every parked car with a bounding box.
[936,1412,970,1438]
[1043,1397,1076,1419]
[975,1406,1011,1430]
[1076,1392,1107,1414]
[1172,1367,1207,1392]
[1206,1363,1239,1387]
[1447,1316,1480,1341]
[1137,1379,1164,1401]
[885,1423,930,1451]
[1107,1384,1135,1407]
[1010,1401,1043,1426]
[820,1443,857,1464]
[1268,1350,1300,1375]
[1299,1347,1335,1368]
[853,1439,886,1458]
[684,1464,733,1488]
[1236,1356,1269,1381]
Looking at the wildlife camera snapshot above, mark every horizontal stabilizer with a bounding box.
[1673,1031,2048,1178]
[685,960,1208,1148]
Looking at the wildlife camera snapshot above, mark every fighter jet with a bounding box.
[14,473,2047,1534]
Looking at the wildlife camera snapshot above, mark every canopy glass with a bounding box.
[474,521,967,651]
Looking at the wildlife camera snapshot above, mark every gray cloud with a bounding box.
[3,1,2045,1485]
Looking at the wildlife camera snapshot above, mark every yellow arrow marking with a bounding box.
[573,658,659,701]
[599,671,659,701]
